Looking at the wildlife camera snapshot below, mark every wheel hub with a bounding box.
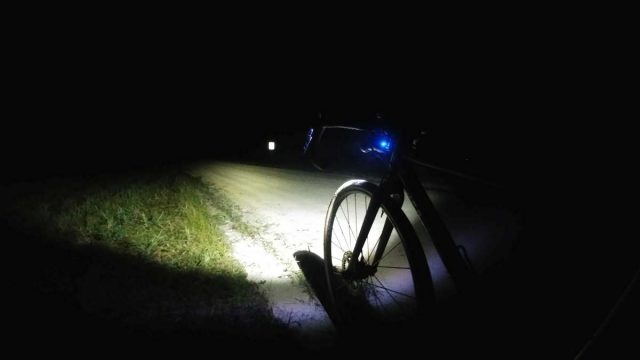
[341,251,353,271]
[341,251,376,280]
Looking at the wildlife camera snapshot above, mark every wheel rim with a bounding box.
[326,190,419,323]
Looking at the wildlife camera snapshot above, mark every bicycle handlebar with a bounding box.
[304,125,395,170]
[305,124,502,188]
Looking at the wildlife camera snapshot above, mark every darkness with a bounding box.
[3,17,637,357]
[7,71,538,184]
[5,20,558,182]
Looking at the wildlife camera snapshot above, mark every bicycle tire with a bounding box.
[323,179,435,329]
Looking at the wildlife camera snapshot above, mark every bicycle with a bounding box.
[303,123,488,330]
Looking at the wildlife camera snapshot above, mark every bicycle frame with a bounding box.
[342,130,476,292]
[398,156,477,290]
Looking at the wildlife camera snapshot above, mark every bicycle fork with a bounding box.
[345,179,399,279]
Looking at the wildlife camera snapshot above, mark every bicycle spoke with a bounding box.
[377,241,402,265]
[346,197,350,248]
[334,212,350,251]
[331,240,346,253]
[354,193,358,241]
[370,232,382,264]
[367,277,384,309]
[372,276,407,315]
[339,204,356,248]
[376,265,411,270]
[365,196,371,262]
[362,276,396,318]
[333,223,347,252]
[371,276,415,300]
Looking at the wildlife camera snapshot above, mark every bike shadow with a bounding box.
[293,250,372,326]
[293,250,343,325]
[293,250,437,355]
[293,250,418,337]
[293,249,512,356]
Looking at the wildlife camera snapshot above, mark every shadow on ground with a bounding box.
[4,223,298,355]
[294,248,639,358]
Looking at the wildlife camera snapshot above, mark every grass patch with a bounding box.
[1,170,292,344]
[13,172,244,276]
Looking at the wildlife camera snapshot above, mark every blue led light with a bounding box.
[378,138,391,152]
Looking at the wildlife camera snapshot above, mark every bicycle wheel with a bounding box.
[324,180,434,328]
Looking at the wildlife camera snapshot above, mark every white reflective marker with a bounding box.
[268,141,275,151]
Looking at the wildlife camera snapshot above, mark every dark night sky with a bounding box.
[7,6,629,182]
[6,67,544,184]
[5,22,586,185]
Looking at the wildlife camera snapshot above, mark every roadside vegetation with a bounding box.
[1,169,293,346]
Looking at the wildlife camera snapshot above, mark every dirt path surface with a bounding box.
[188,161,519,348]
[188,161,355,346]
